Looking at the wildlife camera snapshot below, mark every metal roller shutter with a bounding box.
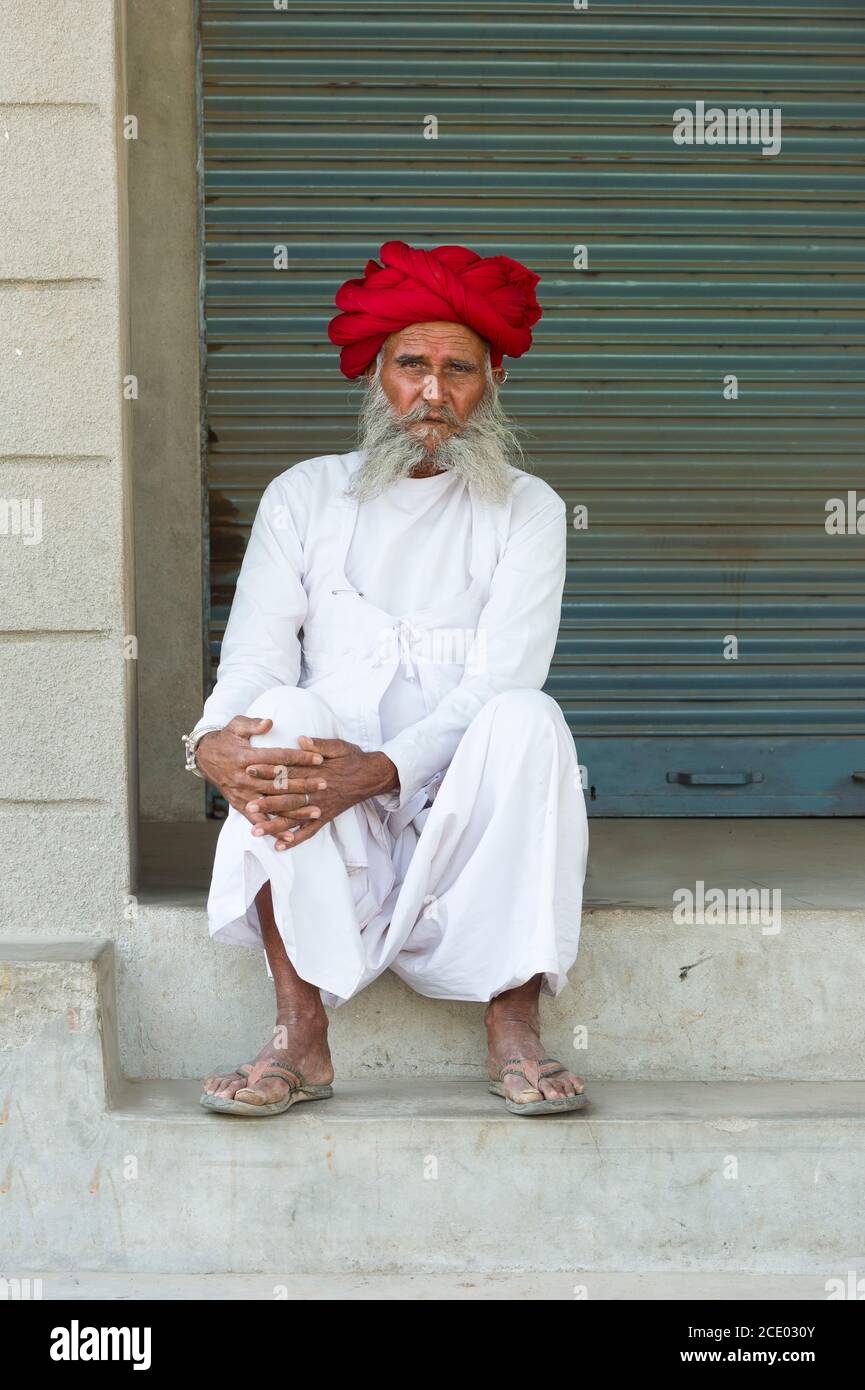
[200,0,865,815]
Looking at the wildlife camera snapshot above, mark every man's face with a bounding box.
[371,321,506,448]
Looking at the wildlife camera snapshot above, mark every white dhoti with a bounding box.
[206,684,589,1009]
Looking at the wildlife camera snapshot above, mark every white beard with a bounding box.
[349,374,523,503]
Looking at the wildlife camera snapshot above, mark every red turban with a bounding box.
[328,240,543,379]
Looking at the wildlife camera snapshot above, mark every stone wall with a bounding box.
[0,0,136,932]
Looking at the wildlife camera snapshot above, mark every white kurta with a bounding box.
[196,450,588,1008]
[345,468,474,749]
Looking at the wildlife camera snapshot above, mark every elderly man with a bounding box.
[187,241,589,1117]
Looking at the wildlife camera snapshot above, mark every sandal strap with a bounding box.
[537,1056,567,1077]
[242,1058,305,1090]
[497,1056,531,1083]
[497,1056,567,1089]
[256,1070,302,1087]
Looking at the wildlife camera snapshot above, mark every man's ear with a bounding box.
[491,364,508,387]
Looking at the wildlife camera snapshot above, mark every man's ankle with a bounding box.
[274,1002,328,1029]
[484,1003,540,1033]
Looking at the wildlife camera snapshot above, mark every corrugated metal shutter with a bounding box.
[200,0,865,816]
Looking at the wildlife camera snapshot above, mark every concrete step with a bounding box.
[10,1066,865,1276]
[126,895,865,1081]
[3,938,865,1276]
[115,1075,865,1275]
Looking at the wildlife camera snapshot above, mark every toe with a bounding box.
[538,1069,583,1101]
[505,1079,542,1105]
[236,1076,287,1105]
[538,1076,564,1101]
[234,1088,265,1105]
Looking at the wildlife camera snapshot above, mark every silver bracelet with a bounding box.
[181,726,222,778]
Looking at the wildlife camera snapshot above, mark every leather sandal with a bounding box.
[488,1056,588,1116]
[199,1060,334,1117]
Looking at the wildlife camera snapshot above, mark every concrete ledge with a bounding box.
[118,1075,865,1128]
[0,937,123,1108]
[6,1075,865,1275]
[128,818,865,1080]
[124,896,865,1082]
[0,939,114,964]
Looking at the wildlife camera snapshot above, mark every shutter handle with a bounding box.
[666,771,764,786]
[852,772,865,782]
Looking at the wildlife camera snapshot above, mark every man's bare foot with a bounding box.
[485,978,586,1106]
[202,1005,333,1106]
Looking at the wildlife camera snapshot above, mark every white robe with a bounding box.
[196,450,588,1008]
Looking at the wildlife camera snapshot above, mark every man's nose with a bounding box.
[421,373,443,403]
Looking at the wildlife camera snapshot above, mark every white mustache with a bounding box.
[399,402,461,426]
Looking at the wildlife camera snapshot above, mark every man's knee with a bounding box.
[245,685,334,746]
[482,687,563,735]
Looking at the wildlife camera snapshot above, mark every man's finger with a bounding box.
[297,735,347,758]
[227,716,273,737]
[276,819,323,850]
[244,772,332,795]
[238,747,325,768]
[240,769,328,794]
[250,811,319,838]
[247,796,322,819]
[226,794,270,829]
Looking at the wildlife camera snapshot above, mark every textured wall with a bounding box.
[0,1,136,925]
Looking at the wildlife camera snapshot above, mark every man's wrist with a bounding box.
[365,750,399,796]
[182,725,223,776]
[194,729,222,764]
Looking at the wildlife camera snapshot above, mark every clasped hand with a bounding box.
[195,716,399,849]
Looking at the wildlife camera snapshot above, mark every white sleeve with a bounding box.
[192,478,308,733]
[378,487,567,808]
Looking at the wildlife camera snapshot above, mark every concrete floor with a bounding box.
[139,817,865,909]
[14,1272,840,1300]
[116,1075,865,1124]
